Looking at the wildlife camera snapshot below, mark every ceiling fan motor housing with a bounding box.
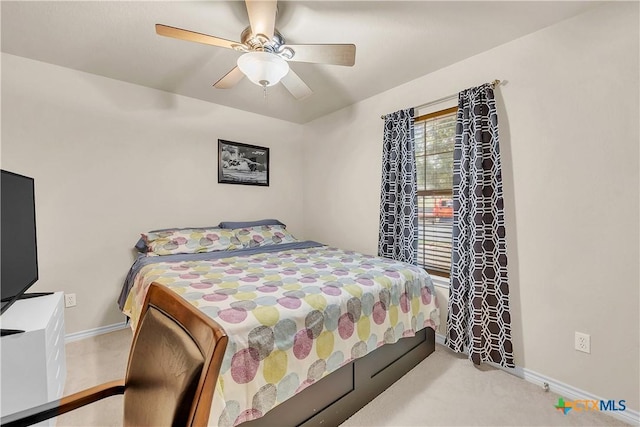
[238,27,294,60]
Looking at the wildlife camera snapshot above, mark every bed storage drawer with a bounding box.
[363,328,428,379]
[241,362,354,427]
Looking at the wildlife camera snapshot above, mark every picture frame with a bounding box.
[218,139,270,186]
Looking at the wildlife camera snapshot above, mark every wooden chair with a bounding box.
[1,282,228,427]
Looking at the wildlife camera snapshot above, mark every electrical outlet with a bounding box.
[575,332,590,353]
[65,293,77,308]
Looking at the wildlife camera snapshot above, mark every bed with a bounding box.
[119,223,439,426]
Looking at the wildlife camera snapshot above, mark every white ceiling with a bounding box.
[1,1,600,124]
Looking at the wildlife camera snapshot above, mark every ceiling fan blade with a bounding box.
[213,67,245,89]
[281,44,356,66]
[156,24,241,50]
[281,69,313,100]
[245,0,277,40]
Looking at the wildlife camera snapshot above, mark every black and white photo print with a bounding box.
[218,139,269,186]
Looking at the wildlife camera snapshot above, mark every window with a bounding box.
[414,106,457,277]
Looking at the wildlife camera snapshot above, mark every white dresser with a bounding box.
[0,292,67,425]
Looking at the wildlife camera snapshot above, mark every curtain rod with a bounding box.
[380,79,501,119]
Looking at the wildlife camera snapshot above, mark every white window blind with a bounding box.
[414,107,457,276]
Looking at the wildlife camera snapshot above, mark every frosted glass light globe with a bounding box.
[237,51,290,87]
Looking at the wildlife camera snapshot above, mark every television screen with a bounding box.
[1,170,38,315]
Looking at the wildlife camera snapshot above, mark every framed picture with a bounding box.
[218,139,269,186]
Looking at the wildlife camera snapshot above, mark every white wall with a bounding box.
[1,53,305,335]
[302,2,639,412]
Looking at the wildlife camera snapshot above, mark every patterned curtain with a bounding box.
[378,108,418,264]
[446,84,514,368]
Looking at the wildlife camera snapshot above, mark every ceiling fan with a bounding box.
[156,0,356,100]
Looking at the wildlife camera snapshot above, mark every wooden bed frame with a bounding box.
[240,327,436,427]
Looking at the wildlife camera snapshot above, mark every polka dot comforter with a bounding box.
[122,245,440,426]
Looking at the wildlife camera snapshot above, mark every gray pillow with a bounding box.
[218,219,285,229]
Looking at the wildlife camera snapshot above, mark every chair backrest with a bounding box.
[123,282,228,427]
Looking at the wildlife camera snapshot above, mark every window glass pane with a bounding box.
[415,108,456,276]
[414,123,426,156]
[416,156,426,190]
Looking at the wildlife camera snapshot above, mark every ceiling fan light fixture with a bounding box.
[237,51,289,87]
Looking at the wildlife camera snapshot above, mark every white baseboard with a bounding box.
[435,333,639,425]
[65,321,129,343]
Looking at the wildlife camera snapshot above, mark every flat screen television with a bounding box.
[1,170,39,315]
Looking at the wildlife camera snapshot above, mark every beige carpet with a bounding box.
[57,328,628,427]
